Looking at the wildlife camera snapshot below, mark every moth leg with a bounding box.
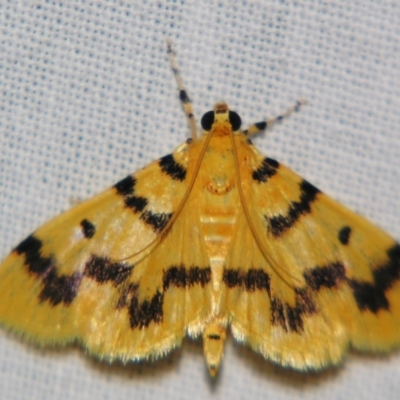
[243,99,307,136]
[202,317,227,377]
[166,40,198,141]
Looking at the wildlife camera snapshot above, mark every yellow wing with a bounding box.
[223,140,400,370]
[0,142,213,362]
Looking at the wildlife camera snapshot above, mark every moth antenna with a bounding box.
[166,39,198,141]
[118,41,206,264]
[243,99,307,136]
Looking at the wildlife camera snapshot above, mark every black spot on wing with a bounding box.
[304,262,346,291]
[115,175,148,213]
[84,255,133,286]
[14,235,81,305]
[252,157,279,183]
[207,334,221,340]
[159,154,187,181]
[338,226,352,245]
[80,219,96,238]
[267,180,320,237]
[349,244,400,313]
[163,265,211,290]
[141,211,172,233]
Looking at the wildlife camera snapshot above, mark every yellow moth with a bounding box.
[0,41,399,378]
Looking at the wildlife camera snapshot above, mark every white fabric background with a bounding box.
[1,1,400,399]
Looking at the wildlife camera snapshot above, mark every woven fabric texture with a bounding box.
[1,1,400,399]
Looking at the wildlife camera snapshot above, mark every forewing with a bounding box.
[223,141,400,370]
[0,144,213,361]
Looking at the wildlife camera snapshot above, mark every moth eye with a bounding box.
[229,111,242,131]
[201,111,215,131]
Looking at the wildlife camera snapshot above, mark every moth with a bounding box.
[0,41,399,377]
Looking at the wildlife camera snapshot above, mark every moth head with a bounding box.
[201,103,242,135]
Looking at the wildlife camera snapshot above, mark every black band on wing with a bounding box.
[348,244,400,313]
[222,247,400,331]
[115,174,174,233]
[252,157,279,183]
[223,268,270,291]
[116,265,211,329]
[304,262,346,291]
[271,288,316,333]
[222,268,316,333]
[163,265,211,289]
[140,211,173,233]
[13,235,213,330]
[266,179,320,237]
[84,255,133,286]
[129,290,164,329]
[303,245,400,314]
[114,175,148,212]
[159,154,187,181]
[14,235,82,306]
